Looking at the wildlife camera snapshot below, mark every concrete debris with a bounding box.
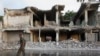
[0,40,100,50]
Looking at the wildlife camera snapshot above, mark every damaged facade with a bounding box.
[2,5,70,43]
[1,2,100,44]
[73,2,100,42]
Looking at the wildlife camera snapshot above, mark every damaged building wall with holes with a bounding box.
[73,2,100,42]
[3,8,33,28]
[2,2,100,43]
[2,5,71,43]
[2,7,34,43]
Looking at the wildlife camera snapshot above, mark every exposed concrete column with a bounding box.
[90,30,94,42]
[84,9,88,26]
[2,31,8,43]
[30,14,33,27]
[39,29,41,42]
[56,28,59,45]
[3,14,8,28]
[30,31,33,42]
[85,32,88,42]
[44,14,47,26]
[78,34,81,41]
[56,6,59,25]
[4,8,8,28]
[96,13,99,26]
[0,32,2,43]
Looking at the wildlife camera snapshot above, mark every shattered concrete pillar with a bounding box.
[44,14,47,26]
[84,9,88,26]
[90,30,93,42]
[39,29,41,42]
[2,31,8,42]
[0,32,2,43]
[30,31,33,42]
[78,34,81,41]
[56,28,59,45]
[85,32,88,42]
[4,8,9,28]
[30,14,33,27]
[56,5,59,25]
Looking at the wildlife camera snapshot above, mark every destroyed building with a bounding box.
[2,5,71,43]
[1,2,100,44]
[73,2,100,42]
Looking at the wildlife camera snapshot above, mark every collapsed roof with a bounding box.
[4,5,65,17]
[73,2,100,24]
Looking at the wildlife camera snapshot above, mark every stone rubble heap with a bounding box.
[2,40,100,50]
[25,40,100,50]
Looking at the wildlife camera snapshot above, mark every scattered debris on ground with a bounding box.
[1,40,99,50]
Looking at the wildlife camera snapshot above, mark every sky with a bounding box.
[0,0,81,15]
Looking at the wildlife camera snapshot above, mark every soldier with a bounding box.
[17,33,26,56]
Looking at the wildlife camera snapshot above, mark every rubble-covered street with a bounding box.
[2,40,100,50]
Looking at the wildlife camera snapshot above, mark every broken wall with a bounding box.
[85,32,96,42]
[3,31,30,43]
[3,15,32,28]
[3,8,33,28]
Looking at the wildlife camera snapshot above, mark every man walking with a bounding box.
[17,33,26,56]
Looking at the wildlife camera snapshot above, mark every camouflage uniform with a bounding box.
[17,35,26,56]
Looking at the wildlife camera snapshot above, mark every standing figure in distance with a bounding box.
[17,33,26,56]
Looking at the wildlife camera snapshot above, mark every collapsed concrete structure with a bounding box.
[73,2,100,42]
[2,5,70,44]
[0,2,100,46]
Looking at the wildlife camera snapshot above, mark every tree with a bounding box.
[63,10,76,20]
[0,16,3,21]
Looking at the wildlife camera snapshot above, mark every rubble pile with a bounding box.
[6,42,19,49]
[1,40,100,50]
[25,40,100,50]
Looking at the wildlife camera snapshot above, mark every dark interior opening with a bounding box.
[80,33,85,41]
[41,30,56,41]
[60,30,69,40]
[97,32,100,41]
[94,32,100,42]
